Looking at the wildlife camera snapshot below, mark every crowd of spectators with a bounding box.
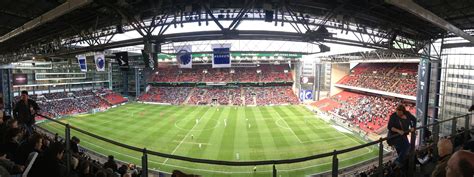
[314,91,415,134]
[337,63,418,96]
[149,64,292,83]
[188,87,240,105]
[13,89,127,119]
[138,87,192,105]
[357,127,473,177]
[245,87,299,105]
[139,86,298,106]
[38,96,110,118]
[0,116,142,177]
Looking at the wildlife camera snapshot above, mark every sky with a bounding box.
[76,18,375,57]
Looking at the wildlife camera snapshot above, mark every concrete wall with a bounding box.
[329,63,350,96]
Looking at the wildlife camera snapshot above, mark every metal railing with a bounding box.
[36,112,473,177]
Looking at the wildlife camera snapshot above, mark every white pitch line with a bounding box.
[46,120,376,175]
[162,107,213,165]
[272,113,304,143]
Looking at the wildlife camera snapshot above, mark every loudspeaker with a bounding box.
[264,10,274,22]
[319,44,330,53]
[116,24,124,34]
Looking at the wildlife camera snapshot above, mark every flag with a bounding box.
[212,44,231,68]
[174,45,192,68]
[94,52,105,71]
[141,50,155,69]
[76,54,87,72]
[115,52,129,67]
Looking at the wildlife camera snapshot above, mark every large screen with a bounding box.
[13,74,28,85]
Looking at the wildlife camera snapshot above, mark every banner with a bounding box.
[94,52,105,71]
[142,50,156,70]
[76,54,87,72]
[175,45,192,68]
[115,52,129,67]
[300,90,313,101]
[212,44,231,68]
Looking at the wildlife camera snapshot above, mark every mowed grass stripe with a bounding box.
[39,104,378,177]
[271,106,312,143]
[244,107,267,161]
[256,107,295,159]
[170,107,226,172]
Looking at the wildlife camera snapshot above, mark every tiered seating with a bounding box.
[38,96,109,118]
[337,63,418,96]
[244,86,299,105]
[103,93,128,105]
[202,69,234,82]
[313,91,415,134]
[14,89,126,119]
[188,88,239,105]
[138,87,191,104]
[95,89,128,105]
[150,65,292,83]
[140,86,298,106]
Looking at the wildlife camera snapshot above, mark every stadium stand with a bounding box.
[313,91,415,134]
[13,89,127,119]
[149,64,292,83]
[138,87,192,104]
[337,63,418,96]
[139,86,298,106]
[0,122,142,177]
[138,64,297,106]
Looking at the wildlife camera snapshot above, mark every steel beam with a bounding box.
[386,0,474,43]
[0,0,93,43]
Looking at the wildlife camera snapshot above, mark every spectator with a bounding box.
[28,142,66,177]
[103,155,118,171]
[77,159,93,177]
[446,150,474,177]
[15,133,43,165]
[71,136,81,156]
[3,128,22,160]
[13,90,40,136]
[432,138,453,177]
[0,116,6,143]
[387,105,416,168]
[6,118,19,129]
[0,146,24,175]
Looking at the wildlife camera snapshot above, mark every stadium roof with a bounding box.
[0,0,474,61]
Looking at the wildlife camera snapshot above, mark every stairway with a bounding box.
[241,87,245,105]
[183,88,196,104]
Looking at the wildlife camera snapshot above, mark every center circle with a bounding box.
[174,119,219,131]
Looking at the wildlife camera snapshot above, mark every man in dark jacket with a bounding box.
[13,91,40,136]
[103,155,118,171]
[387,105,417,167]
[28,142,65,177]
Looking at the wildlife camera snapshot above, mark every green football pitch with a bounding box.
[39,103,378,177]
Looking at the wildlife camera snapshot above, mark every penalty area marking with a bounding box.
[46,123,375,174]
[162,107,213,165]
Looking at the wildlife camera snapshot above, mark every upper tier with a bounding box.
[149,65,292,83]
[336,63,418,97]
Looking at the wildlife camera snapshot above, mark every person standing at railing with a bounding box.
[13,90,40,137]
[387,105,416,168]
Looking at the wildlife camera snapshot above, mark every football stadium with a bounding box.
[0,1,474,177]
